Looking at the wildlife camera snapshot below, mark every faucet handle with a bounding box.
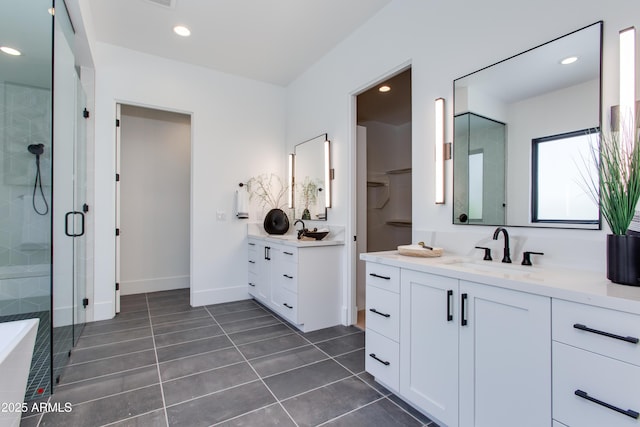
[475,246,492,261]
[521,251,544,266]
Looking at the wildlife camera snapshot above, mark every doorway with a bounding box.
[354,68,412,329]
[115,105,191,306]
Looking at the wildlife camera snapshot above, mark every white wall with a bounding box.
[285,0,640,322]
[91,43,286,320]
[119,106,191,295]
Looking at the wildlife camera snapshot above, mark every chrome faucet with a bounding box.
[294,219,306,239]
[492,227,512,263]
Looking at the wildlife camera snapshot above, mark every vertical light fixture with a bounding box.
[288,153,295,208]
[620,26,636,149]
[324,139,332,208]
[435,97,445,204]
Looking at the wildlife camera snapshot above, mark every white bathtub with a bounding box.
[0,318,39,427]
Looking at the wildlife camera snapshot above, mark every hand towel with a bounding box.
[236,188,249,219]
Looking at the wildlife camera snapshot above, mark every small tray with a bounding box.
[398,244,443,258]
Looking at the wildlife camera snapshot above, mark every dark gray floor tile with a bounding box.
[163,361,257,405]
[51,366,159,405]
[117,302,149,315]
[300,325,362,343]
[146,288,189,300]
[159,347,244,381]
[249,345,328,378]
[120,294,147,303]
[156,334,233,363]
[153,324,223,347]
[61,350,157,384]
[238,332,307,360]
[282,376,382,426]
[19,414,42,427]
[152,317,217,335]
[214,307,270,324]
[75,327,152,349]
[263,359,351,400]
[151,308,209,326]
[82,318,150,336]
[39,385,163,427]
[69,337,154,364]
[227,323,294,345]
[147,296,191,311]
[220,315,281,334]
[166,381,275,427]
[20,396,50,418]
[358,372,392,395]
[106,310,150,322]
[207,299,261,315]
[315,332,365,356]
[335,348,365,374]
[324,397,422,427]
[387,394,437,425]
[149,302,197,317]
[215,403,296,427]
[107,409,167,426]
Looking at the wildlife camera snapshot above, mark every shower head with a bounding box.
[28,144,44,156]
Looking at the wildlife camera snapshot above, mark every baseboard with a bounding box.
[192,285,250,307]
[92,300,115,322]
[53,305,73,328]
[121,275,189,295]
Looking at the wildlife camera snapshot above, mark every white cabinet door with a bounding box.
[459,281,551,427]
[400,269,459,427]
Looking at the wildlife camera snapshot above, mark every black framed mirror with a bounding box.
[293,134,328,221]
[453,21,602,229]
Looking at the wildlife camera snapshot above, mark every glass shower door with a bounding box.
[73,78,87,344]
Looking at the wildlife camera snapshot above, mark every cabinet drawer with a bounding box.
[281,247,298,263]
[280,263,298,293]
[365,329,399,392]
[366,263,400,293]
[275,288,299,324]
[553,342,640,427]
[248,272,258,297]
[553,299,640,366]
[366,285,399,341]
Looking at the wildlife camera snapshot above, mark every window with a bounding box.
[531,129,599,224]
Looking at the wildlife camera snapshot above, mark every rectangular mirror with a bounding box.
[453,21,602,229]
[293,134,328,221]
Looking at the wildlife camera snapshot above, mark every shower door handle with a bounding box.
[65,211,85,237]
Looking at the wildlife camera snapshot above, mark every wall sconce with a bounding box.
[435,97,445,204]
[324,139,333,208]
[288,153,295,208]
[619,26,636,140]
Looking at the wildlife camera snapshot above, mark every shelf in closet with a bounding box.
[367,181,388,187]
[386,167,412,175]
[386,220,412,227]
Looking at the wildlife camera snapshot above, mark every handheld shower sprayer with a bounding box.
[28,143,48,215]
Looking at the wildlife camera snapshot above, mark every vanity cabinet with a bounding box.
[370,264,551,427]
[247,237,342,332]
[552,299,640,427]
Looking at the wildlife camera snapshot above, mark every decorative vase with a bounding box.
[263,208,290,235]
[606,234,640,286]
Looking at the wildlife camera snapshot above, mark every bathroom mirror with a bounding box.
[293,134,328,221]
[453,21,602,229]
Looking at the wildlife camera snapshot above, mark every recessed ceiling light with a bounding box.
[0,46,22,56]
[379,85,391,93]
[173,25,191,37]
[560,56,578,65]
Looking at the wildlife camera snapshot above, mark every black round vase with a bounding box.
[607,234,640,286]
[263,208,290,235]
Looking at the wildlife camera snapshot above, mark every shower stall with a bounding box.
[0,0,89,401]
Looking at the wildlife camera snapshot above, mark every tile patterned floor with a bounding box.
[20,289,438,427]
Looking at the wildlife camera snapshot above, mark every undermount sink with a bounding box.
[440,258,543,280]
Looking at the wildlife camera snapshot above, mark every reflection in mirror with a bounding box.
[453,21,602,229]
[294,134,327,221]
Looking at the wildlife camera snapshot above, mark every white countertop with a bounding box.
[361,251,640,314]
[248,223,344,248]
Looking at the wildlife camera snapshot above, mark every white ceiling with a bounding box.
[85,0,391,86]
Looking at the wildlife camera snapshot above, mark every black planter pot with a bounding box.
[607,234,640,286]
[263,208,290,235]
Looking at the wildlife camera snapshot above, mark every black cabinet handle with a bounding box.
[284,251,294,256]
[249,260,256,264]
[369,353,390,366]
[248,283,255,287]
[447,290,453,321]
[369,273,391,280]
[369,308,390,318]
[575,390,639,419]
[283,274,293,279]
[461,293,468,326]
[264,247,271,260]
[283,303,293,309]
[573,323,639,344]
[249,242,256,246]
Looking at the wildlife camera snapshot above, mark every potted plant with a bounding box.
[248,173,290,235]
[583,122,640,286]
[299,177,318,220]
